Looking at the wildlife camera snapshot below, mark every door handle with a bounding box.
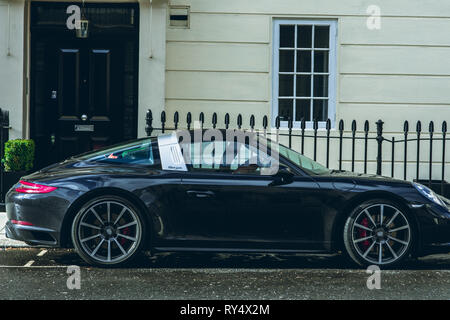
[186,190,215,198]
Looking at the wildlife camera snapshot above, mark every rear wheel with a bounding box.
[71,195,145,267]
[343,199,414,267]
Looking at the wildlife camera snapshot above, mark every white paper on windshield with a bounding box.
[157,133,187,171]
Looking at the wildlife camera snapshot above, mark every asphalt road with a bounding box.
[0,247,449,300]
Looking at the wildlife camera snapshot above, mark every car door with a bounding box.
[170,139,326,251]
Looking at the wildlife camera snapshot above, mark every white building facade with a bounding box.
[0,0,449,179]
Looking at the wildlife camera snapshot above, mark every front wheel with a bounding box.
[343,199,414,267]
[71,195,145,267]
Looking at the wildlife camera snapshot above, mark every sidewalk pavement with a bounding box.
[0,212,28,247]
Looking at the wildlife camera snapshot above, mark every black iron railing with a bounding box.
[0,109,9,203]
[145,109,450,197]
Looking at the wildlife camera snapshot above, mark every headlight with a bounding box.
[413,182,446,207]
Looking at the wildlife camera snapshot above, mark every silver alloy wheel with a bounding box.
[76,200,142,264]
[351,204,411,265]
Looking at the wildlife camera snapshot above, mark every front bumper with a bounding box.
[411,202,450,255]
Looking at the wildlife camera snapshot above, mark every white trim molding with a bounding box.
[272,18,337,129]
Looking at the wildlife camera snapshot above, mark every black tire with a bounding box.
[343,199,415,267]
[71,195,146,267]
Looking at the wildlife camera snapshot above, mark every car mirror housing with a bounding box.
[269,166,294,187]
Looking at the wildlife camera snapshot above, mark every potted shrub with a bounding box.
[2,139,35,195]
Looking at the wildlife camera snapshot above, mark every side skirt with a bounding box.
[152,247,331,254]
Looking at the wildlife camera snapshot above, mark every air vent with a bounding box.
[169,6,189,28]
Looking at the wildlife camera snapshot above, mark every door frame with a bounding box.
[29,1,140,169]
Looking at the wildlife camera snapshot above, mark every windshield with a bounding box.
[272,141,331,175]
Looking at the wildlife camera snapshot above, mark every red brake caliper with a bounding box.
[360,217,370,249]
[120,227,130,246]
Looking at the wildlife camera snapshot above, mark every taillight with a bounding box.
[15,180,57,194]
[11,220,34,226]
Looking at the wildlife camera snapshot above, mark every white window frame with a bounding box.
[272,19,337,129]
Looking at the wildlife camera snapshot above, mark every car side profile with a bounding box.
[5,130,450,267]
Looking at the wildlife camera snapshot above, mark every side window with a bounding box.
[181,140,277,176]
[89,140,160,166]
[181,140,228,171]
[230,142,278,176]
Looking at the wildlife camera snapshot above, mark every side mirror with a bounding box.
[269,166,294,186]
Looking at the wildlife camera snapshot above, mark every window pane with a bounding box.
[314,51,329,73]
[295,99,311,121]
[314,26,330,48]
[296,50,311,72]
[313,75,328,97]
[279,99,293,121]
[81,139,156,165]
[279,50,294,72]
[188,141,227,170]
[280,25,295,47]
[279,75,294,96]
[230,142,277,175]
[313,100,328,121]
[296,75,311,97]
[297,25,312,48]
[275,22,334,124]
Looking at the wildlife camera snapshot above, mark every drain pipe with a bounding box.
[148,0,153,59]
[7,1,11,56]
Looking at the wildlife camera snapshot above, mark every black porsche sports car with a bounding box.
[5,130,450,267]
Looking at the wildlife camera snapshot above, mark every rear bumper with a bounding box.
[5,220,58,246]
[5,186,81,247]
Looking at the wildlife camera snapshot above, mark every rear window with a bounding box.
[76,138,159,166]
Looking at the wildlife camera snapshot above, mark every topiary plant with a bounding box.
[2,139,35,172]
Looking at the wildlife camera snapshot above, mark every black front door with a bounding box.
[51,39,123,159]
[30,2,139,169]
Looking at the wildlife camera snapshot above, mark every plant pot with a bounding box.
[1,170,28,201]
